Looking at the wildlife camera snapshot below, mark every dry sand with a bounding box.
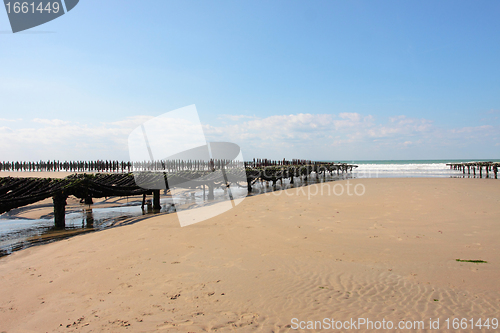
[1,178,499,332]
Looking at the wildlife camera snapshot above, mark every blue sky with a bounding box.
[0,0,499,161]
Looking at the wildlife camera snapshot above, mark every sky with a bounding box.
[0,0,499,161]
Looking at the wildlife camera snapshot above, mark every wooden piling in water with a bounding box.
[153,190,161,210]
[53,191,67,228]
[86,209,94,228]
[446,161,499,179]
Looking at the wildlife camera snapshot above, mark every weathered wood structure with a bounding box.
[244,163,356,192]
[446,161,499,179]
[0,160,357,228]
[0,174,151,228]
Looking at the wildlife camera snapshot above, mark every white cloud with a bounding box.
[218,115,257,121]
[449,125,493,134]
[32,118,71,126]
[0,126,13,133]
[1,112,498,161]
[0,116,156,160]
[205,112,500,159]
[0,118,22,122]
[213,112,432,142]
[338,112,361,122]
[206,113,339,144]
[202,112,445,159]
[108,115,154,128]
[368,116,433,138]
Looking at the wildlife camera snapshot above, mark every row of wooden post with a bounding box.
[449,163,499,179]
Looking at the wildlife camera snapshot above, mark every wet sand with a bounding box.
[3,195,144,220]
[0,178,499,332]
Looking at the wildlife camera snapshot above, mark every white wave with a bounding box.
[352,163,461,177]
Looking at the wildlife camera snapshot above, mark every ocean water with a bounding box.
[337,159,500,178]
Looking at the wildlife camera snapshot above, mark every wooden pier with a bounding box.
[446,161,499,179]
[0,160,357,228]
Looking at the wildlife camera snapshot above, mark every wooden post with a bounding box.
[153,190,161,210]
[53,192,67,228]
[479,166,482,178]
[84,194,93,205]
[247,179,252,192]
[86,209,94,228]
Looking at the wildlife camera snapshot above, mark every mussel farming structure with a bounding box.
[0,160,357,228]
[447,161,499,179]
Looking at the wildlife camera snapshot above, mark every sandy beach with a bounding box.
[1,178,499,332]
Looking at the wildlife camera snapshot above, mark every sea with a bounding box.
[339,159,500,179]
[1,159,498,256]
